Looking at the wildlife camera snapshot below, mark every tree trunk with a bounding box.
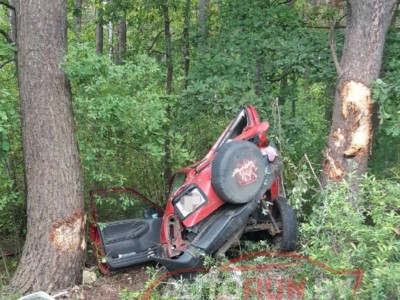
[198,0,208,56]
[9,0,85,294]
[277,73,288,106]
[73,0,83,36]
[390,0,400,26]
[108,21,113,59]
[182,0,190,89]
[95,2,103,55]
[8,0,17,44]
[291,94,296,118]
[321,0,398,188]
[162,2,173,185]
[115,16,127,65]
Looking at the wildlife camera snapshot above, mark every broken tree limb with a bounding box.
[329,20,342,76]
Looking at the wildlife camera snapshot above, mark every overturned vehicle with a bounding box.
[89,105,297,275]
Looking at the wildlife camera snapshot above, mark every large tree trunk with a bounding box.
[321,0,398,188]
[9,0,85,294]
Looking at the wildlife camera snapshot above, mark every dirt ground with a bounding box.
[0,259,154,300]
[0,235,155,300]
[60,264,152,300]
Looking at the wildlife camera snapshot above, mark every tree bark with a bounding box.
[73,0,83,37]
[182,0,190,89]
[108,21,113,59]
[95,2,104,55]
[321,0,398,188]
[254,55,265,97]
[162,2,173,185]
[198,0,208,56]
[115,16,127,65]
[8,0,17,44]
[390,0,400,26]
[9,0,85,294]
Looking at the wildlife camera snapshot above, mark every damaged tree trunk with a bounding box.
[9,0,85,294]
[322,0,398,188]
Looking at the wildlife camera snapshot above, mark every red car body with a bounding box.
[89,105,296,275]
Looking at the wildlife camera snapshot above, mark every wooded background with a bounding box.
[0,0,399,298]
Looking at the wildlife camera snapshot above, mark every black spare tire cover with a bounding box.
[211,140,266,204]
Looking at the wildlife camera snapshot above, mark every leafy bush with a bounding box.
[63,43,193,202]
[300,174,400,298]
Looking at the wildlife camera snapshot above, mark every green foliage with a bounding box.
[277,80,330,164]
[64,43,165,192]
[63,43,193,202]
[185,0,335,112]
[300,174,400,298]
[372,78,400,137]
[369,28,400,174]
[1,1,399,298]
[0,74,24,239]
[181,0,335,172]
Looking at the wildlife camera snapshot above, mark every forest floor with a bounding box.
[0,260,153,300]
[0,236,153,300]
[62,264,152,300]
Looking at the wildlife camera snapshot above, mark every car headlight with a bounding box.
[173,186,207,219]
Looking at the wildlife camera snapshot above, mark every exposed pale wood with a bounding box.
[9,0,85,294]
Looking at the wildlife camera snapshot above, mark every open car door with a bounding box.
[89,188,164,274]
[205,105,269,160]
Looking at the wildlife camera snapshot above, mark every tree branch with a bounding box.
[0,28,13,44]
[266,69,292,83]
[0,58,15,69]
[147,30,163,54]
[0,1,15,11]
[277,0,296,5]
[305,25,346,29]
[329,20,342,76]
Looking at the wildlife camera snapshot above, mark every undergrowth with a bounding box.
[119,169,399,299]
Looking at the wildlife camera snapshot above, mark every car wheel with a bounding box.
[272,197,297,251]
[211,140,266,204]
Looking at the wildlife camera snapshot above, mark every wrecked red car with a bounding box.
[89,105,297,275]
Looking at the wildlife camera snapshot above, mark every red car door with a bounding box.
[89,188,163,274]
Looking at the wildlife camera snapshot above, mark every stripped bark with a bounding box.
[9,0,85,294]
[321,0,398,189]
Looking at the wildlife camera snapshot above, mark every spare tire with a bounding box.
[211,140,266,204]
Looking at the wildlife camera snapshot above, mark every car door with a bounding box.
[205,105,269,159]
[89,188,164,274]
